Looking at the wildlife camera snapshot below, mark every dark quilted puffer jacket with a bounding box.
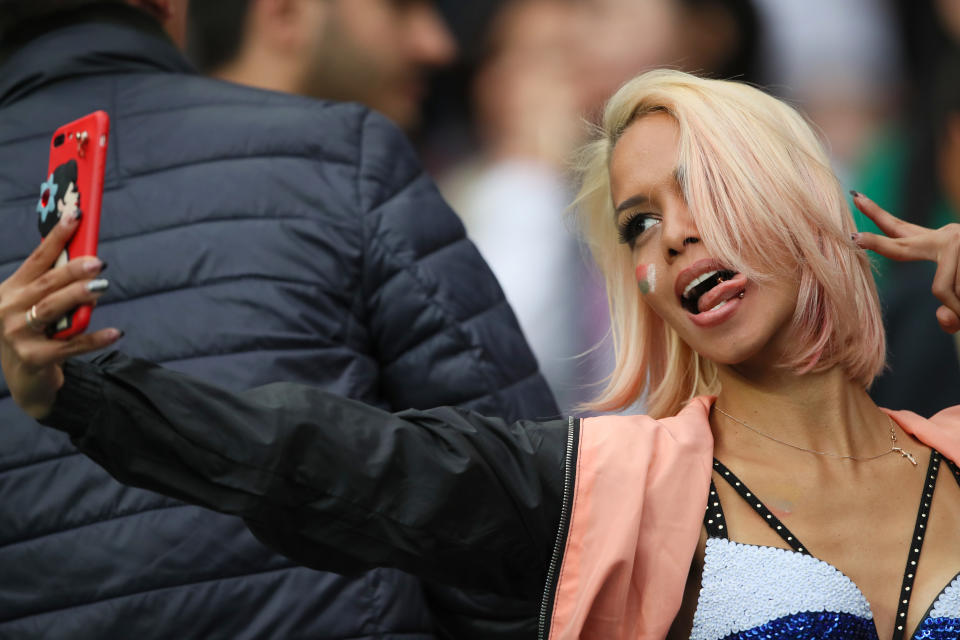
[0,7,558,639]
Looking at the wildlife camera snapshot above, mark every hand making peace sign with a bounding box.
[853,191,960,334]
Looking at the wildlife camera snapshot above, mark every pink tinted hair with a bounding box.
[573,70,885,418]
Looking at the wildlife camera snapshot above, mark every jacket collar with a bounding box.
[0,4,194,108]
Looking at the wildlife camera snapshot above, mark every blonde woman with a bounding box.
[3,70,960,640]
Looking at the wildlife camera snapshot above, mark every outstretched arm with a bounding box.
[45,352,568,597]
[853,191,960,333]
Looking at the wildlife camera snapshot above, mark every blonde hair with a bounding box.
[575,70,885,418]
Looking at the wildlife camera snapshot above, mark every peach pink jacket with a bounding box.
[547,397,960,640]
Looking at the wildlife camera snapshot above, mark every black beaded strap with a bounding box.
[703,479,728,538]
[946,458,960,488]
[892,450,940,640]
[711,459,809,555]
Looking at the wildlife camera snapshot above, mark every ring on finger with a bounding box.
[24,305,45,332]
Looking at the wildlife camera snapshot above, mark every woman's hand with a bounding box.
[852,191,960,333]
[0,210,121,418]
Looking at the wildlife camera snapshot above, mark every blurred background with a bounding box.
[188,0,960,416]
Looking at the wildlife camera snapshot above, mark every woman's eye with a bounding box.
[617,213,660,247]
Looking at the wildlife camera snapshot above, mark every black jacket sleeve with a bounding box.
[41,352,570,598]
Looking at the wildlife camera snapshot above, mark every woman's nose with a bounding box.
[666,236,700,258]
[661,207,701,259]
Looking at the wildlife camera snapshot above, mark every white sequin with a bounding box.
[929,574,960,618]
[690,538,874,640]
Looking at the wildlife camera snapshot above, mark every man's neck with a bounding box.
[212,49,300,96]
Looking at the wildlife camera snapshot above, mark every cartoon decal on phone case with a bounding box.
[37,159,84,333]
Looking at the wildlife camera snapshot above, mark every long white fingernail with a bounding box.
[86,278,109,293]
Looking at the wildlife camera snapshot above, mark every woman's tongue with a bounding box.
[696,278,745,313]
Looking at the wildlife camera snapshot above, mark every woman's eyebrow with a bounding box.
[614,167,683,218]
[614,194,650,217]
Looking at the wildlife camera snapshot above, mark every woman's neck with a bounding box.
[712,364,886,460]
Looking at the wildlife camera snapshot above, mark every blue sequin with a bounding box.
[718,611,876,639]
[912,617,960,639]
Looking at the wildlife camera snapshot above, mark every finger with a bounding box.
[853,231,937,262]
[936,305,960,334]
[22,278,110,333]
[932,243,960,319]
[13,327,123,371]
[850,192,927,238]
[57,327,125,359]
[5,208,82,290]
[955,244,960,299]
[3,257,104,315]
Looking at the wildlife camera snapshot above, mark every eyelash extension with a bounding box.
[617,212,658,247]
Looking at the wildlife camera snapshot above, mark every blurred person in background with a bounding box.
[187,0,456,131]
[854,1,960,417]
[440,0,602,413]
[751,0,900,182]
[0,0,557,638]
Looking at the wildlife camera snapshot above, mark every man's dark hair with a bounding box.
[38,158,78,236]
[187,0,252,73]
[0,1,121,55]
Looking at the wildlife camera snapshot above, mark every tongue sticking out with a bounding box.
[682,270,741,314]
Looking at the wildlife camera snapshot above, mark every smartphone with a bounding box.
[36,110,109,339]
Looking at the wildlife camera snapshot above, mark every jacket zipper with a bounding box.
[537,415,577,640]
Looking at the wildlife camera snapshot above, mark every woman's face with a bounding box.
[609,113,799,371]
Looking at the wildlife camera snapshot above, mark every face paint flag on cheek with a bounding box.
[636,263,655,294]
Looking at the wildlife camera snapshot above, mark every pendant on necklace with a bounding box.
[892,447,918,466]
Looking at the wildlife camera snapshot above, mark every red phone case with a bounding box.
[36,111,109,339]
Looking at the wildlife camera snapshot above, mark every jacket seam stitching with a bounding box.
[0,213,321,270]
[0,450,79,474]
[362,236,472,300]
[118,98,339,122]
[379,298,509,369]
[430,369,543,410]
[0,502,184,551]
[95,273,335,307]
[117,152,356,182]
[0,563,308,625]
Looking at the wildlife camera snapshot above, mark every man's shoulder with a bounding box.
[128,74,376,154]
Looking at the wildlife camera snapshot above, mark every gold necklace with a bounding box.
[714,407,918,466]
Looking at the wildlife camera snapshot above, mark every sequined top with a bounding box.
[691,453,960,640]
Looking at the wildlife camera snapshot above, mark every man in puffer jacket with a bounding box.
[0,1,559,638]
